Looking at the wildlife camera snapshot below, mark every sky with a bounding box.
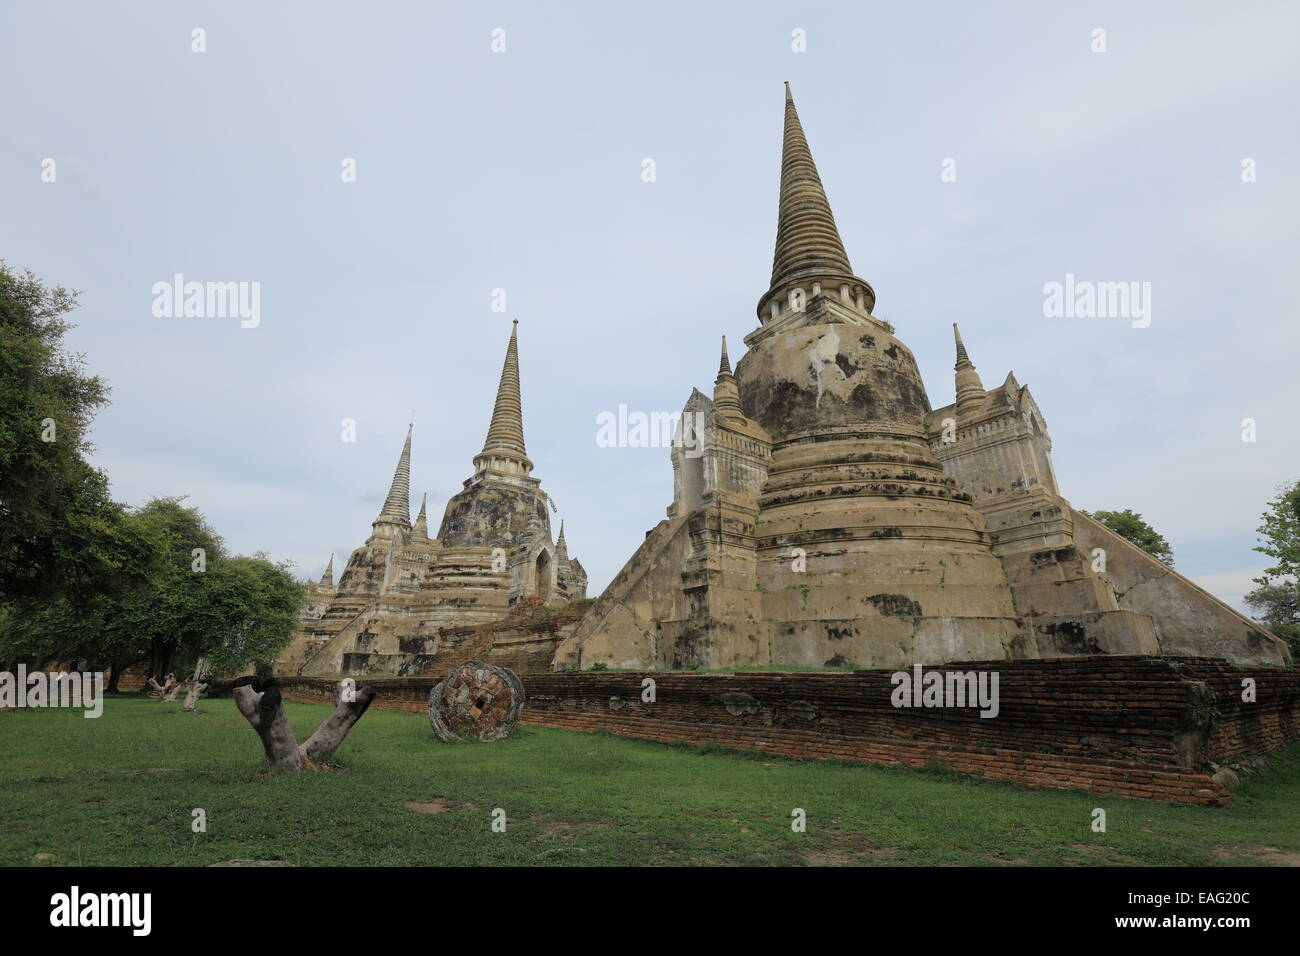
[3,1,1297,612]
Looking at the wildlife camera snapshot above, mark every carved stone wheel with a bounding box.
[428,660,524,742]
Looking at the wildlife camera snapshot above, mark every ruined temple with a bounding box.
[553,84,1290,671]
[279,321,587,675]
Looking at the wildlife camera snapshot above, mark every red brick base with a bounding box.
[274,656,1300,806]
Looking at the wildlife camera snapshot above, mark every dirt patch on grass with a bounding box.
[208,859,294,867]
[804,844,898,866]
[525,815,609,842]
[1061,842,1124,866]
[1214,845,1300,866]
[987,850,1031,865]
[404,798,480,814]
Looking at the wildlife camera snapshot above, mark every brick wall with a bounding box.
[274,656,1300,805]
[115,667,149,692]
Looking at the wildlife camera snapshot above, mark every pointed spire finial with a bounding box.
[757,83,875,322]
[375,424,413,528]
[556,519,567,551]
[474,322,533,475]
[320,553,335,587]
[952,324,986,419]
[413,492,429,538]
[953,323,973,368]
[713,334,744,422]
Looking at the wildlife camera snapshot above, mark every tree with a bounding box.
[104,499,303,691]
[103,497,226,681]
[233,682,376,772]
[1251,480,1300,582]
[199,556,304,675]
[0,262,124,605]
[1242,580,1299,657]
[0,500,158,679]
[1244,480,1300,656]
[179,554,304,710]
[1080,509,1175,567]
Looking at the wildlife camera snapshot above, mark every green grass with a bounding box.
[2,696,1298,867]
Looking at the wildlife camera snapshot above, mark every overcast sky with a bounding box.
[4,1,1297,612]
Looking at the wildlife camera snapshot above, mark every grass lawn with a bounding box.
[2,695,1297,867]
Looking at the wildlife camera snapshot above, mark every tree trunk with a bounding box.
[181,657,209,712]
[300,684,378,764]
[148,673,179,700]
[233,682,377,772]
[106,662,122,694]
[150,641,178,683]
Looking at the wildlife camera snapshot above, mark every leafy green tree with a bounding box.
[1251,480,1300,581]
[3,497,306,687]
[0,500,158,680]
[0,262,130,605]
[1244,480,1300,656]
[105,497,226,679]
[100,498,303,684]
[1080,508,1175,567]
[1243,580,1299,657]
[196,555,304,677]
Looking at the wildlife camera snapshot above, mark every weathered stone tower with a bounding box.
[733,83,1024,667]
[277,323,587,676]
[555,84,1290,671]
[413,319,580,633]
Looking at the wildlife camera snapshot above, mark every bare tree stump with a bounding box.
[148,673,179,700]
[233,681,377,772]
[428,660,524,742]
[181,658,210,712]
[181,679,208,711]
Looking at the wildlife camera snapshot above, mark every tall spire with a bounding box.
[375,424,412,528]
[757,83,875,322]
[713,334,745,423]
[954,323,973,367]
[413,493,429,538]
[319,554,334,587]
[474,320,533,475]
[555,520,568,558]
[953,323,986,420]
